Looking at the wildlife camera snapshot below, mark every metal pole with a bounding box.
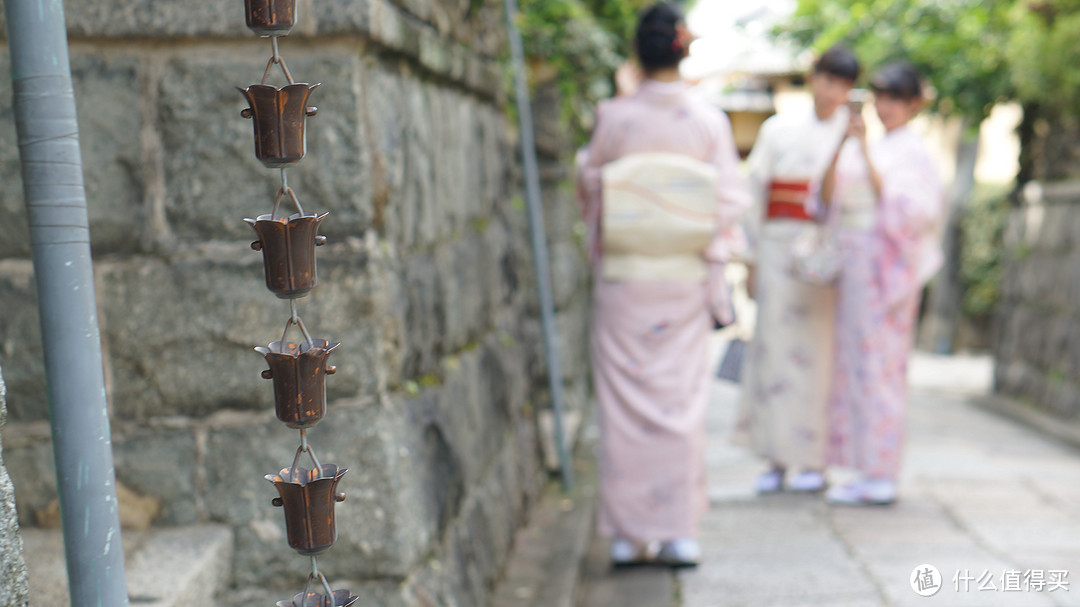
[503,0,574,492]
[4,1,129,605]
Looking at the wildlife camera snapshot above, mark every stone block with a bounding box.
[201,413,296,526]
[424,347,509,487]
[1045,379,1080,419]
[221,339,531,587]
[62,0,245,37]
[371,76,505,251]
[215,399,435,583]
[357,62,408,237]
[1036,203,1070,253]
[0,51,144,259]
[1067,256,1080,307]
[157,49,371,246]
[405,435,540,607]
[1066,320,1080,378]
[0,369,30,606]
[112,427,199,525]
[478,213,518,315]
[435,234,492,351]
[1,428,56,528]
[307,0,373,36]
[1043,314,1071,371]
[550,239,587,310]
[393,251,445,381]
[556,299,590,384]
[0,261,47,422]
[377,76,438,251]
[479,337,529,428]
[94,244,381,420]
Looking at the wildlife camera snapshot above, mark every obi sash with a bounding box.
[766,179,812,221]
[601,153,718,282]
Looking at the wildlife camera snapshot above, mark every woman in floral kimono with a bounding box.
[818,62,944,505]
[577,3,751,565]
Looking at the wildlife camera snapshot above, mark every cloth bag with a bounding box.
[788,223,841,285]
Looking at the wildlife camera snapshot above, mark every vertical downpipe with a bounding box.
[3,0,129,604]
[503,0,574,492]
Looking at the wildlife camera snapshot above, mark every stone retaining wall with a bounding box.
[993,180,1080,420]
[0,0,591,603]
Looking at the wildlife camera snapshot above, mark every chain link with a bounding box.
[261,36,296,86]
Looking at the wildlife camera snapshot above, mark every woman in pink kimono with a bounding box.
[578,3,751,566]
[818,62,944,505]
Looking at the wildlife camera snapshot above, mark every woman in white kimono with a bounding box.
[733,47,859,494]
[818,62,944,505]
[578,3,751,566]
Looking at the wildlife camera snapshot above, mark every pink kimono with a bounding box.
[824,126,943,480]
[578,80,750,542]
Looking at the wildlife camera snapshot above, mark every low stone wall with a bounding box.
[0,0,591,603]
[993,180,1080,419]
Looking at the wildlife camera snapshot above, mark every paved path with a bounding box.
[579,346,1080,607]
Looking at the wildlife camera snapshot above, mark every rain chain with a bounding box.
[239,2,356,606]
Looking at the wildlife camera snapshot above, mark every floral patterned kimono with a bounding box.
[824,126,943,480]
[733,106,849,472]
[578,79,750,542]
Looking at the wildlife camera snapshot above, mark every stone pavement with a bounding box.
[578,344,1080,607]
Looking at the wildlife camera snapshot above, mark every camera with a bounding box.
[847,88,869,113]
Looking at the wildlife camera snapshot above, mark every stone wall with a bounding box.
[993,180,1080,420]
[0,368,29,606]
[0,0,591,603]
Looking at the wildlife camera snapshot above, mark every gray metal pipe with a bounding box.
[4,1,129,605]
[503,0,574,492]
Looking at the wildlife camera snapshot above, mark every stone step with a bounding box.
[21,523,233,606]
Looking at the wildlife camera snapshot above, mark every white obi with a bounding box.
[600,153,718,282]
[839,180,877,231]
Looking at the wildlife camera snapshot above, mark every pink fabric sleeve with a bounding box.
[703,111,752,264]
[577,101,615,265]
[875,151,944,308]
[703,110,752,325]
[877,155,942,245]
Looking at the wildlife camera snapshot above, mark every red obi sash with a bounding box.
[766,180,812,221]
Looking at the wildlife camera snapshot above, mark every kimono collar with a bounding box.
[635,79,691,105]
[883,124,915,139]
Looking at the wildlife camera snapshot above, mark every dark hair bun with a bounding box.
[635,3,685,72]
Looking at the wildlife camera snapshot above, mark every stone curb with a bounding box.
[971,392,1080,451]
[490,445,597,607]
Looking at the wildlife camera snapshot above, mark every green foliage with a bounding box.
[517,0,654,142]
[778,0,1080,129]
[958,184,1011,318]
[1007,1,1080,116]
[777,0,1015,124]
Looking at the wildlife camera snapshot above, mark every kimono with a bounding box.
[578,79,751,542]
[733,107,849,471]
[825,126,944,480]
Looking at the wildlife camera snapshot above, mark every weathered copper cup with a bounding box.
[239,83,319,168]
[244,0,297,36]
[266,465,347,556]
[246,212,328,299]
[255,339,339,429]
[277,590,359,607]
